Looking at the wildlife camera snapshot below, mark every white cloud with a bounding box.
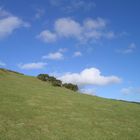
[121,87,140,94]
[0,8,29,39]
[0,61,6,66]
[42,52,63,60]
[117,43,136,54]
[37,30,57,43]
[38,17,115,43]
[58,67,121,86]
[74,51,82,57]
[55,18,82,38]
[18,62,47,70]
[83,18,106,30]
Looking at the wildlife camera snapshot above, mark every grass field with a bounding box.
[0,68,140,140]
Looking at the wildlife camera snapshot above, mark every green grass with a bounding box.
[0,69,140,140]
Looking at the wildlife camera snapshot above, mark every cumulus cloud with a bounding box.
[37,17,115,43]
[58,67,121,86]
[18,62,47,70]
[83,18,106,30]
[55,18,82,38]
[74,51,82,57]
[0,8,29,39]
[37,30,57,43]
[42,52,63,60]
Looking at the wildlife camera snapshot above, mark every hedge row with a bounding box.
[37,74,78,92]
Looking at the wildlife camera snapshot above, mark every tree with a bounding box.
[37,74,49,81]
[48,76,57,82]
[51,80,62,87]
[37,74,62,87]
[37,74,78,91]
[63,83,78,91]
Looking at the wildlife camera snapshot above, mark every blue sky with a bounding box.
[0,0,140,102]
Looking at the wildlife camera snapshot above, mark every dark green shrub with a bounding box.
[37,74,78,91]
[63,83,78,91]
[37,74,62,86]
[51,80,62,87]
[37,74,49,81]
[48,76,57,82]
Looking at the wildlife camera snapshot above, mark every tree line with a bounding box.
[37,74,78,92]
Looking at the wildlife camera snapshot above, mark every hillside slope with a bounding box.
[0,69,140,140]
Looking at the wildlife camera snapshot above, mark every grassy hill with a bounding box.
[0,68,140,140]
